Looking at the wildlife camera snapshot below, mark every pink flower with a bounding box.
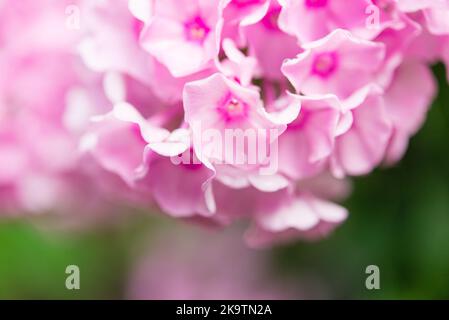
[397,0,436,12]
[0,0,445,245]
[243,2,300,79]
[373,14,421,87]
[398,0,449,35]
[139,0,223,77]
[82,101,218,218]
[80,0,218,105]
[405,25,447,63]
[0,0,81,53]
[215,38,260,86]
[208,173,350,247]
[83,102,189,185]
[330,88,393,177]
[278,0,402,43]
[183,73,296,175]
[220,0,271,46]
[384,61,436,164]
[222,0,271,27]
[423,1,449,35]
[143,149,216,218]
[78,0,154,85]
[276,94,346,180]
[245,191,348,248]
[150,62,216,104]
[0,0,114,215]
[282,29,385,101]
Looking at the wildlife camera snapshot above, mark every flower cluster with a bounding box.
[1,0,448,246]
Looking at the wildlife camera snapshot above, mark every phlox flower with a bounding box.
[139,0,223,77]
[278,0,402,43]
[221,0,271,27]
[330,87,393,177]
[1,0,448,246]
[183,73,294,167]
[245,191,349,247]
[275,94,347,180]
[243,1,300,79]
[282,29,385,102]
[383,61,436,164]
[0,0,115,215]
[398,0,449,35]
[78,0,154,85]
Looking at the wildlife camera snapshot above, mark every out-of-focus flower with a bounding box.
[0,0,111,214]
[281,29,385,101]
[275,94,344,180]
[383,61,437,164]
[183,73,291,170]
[245,191,348,247]
[398,0,449,35]
[243,2,300,79]
[330,88,393,177]
[278,0,402,43]
[78,0,153,85]
[127,225,302,299]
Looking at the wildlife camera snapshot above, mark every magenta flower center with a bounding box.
[261,7,281,31]
[184,16,210,44]
[132,18,144,40]
[311,52,338,78]
[217,95,249,122]
[305,0,328,8]
[287,110,309,130]
[181,162,203,170]
[232,0,265,7]
[372,0,395,11]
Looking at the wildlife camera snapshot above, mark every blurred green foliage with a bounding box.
[0,65,448,300]
[0,214,155,299]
